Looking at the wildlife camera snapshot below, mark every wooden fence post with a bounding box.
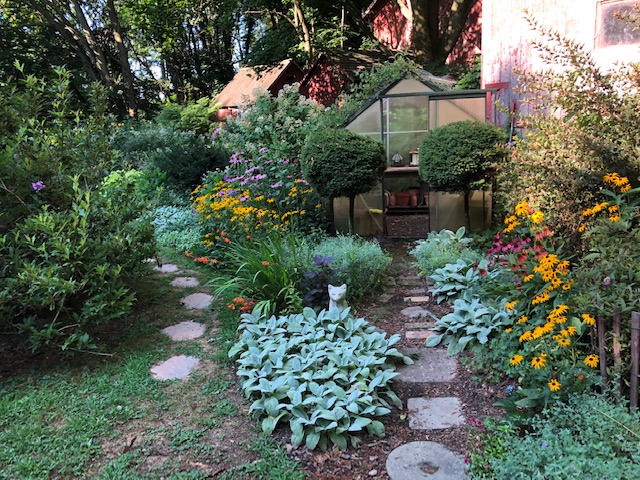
[630,312,640,411]
[613,310,623,397]
[597,313,608,386]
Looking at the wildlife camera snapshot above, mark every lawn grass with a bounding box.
[0,260,308,479]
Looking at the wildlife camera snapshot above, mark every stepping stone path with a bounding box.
[180,292,213,310]
[171,276,200,288]
[149,262,212,382]
[151,355,200,380]
[162,321,206,341]
[386,442,467,480]
[386,261,467,479]
[153,263,180,273]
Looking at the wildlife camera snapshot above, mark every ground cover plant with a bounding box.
[229,306,412,451]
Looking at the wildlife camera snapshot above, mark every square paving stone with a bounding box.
[151,355,200,380]
[407,397,464,430]
[405,330,435,340]
[396,348,457,383]
[162,321,206,341]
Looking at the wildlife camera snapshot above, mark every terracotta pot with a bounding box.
[395,192,410,206]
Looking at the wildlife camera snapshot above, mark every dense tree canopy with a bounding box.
[0,0,478,115]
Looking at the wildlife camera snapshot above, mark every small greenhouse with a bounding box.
[334,75,495,237]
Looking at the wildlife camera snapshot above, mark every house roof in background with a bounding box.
[300,49,394,87]
[215,59,303,108]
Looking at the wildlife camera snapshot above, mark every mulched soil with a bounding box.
[282,239,509,480]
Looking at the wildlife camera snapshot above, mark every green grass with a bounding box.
[0,353,164,479]
[0,261,308,480]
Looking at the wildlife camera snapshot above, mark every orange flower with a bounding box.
[185,252,194,258]
[224,237,231,243]
[210,258,218,264]
[261,261,270,266]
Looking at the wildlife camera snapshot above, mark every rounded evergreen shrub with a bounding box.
[301,128,386,200]
[418,120,505,193]
[301,128,386,232]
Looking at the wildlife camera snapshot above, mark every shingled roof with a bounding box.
[215,59,303,109]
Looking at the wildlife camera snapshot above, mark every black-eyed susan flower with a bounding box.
[548,379,561,391]
[510,354,524,366]
[556,337,570,347]
[584,354,599,368]
[531,355,546,369]
[581,313,596,326]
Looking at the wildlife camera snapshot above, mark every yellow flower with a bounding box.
[504,215,517,224]
[517,315,528,324]
[548,379,561,391]
[510,354,524,366]
[556,337,570,347]
[578,224,586,232]
[531,355,546,369]
[503,221,519,233]
[620,184,631,193]
[523,274,535,283]
[609,215,621,222]
[505,300,518,312]
[530,211,544,224]
[532,292,550,305]
[519,331,533,342]
[581,313,596,326]
[505,328,513,333]
[515,201,532,216]
[584,354,599,368]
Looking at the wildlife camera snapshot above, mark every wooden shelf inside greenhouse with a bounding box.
[384,166,419,173]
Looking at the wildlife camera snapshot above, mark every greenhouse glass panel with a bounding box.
[386,78,433,95]
[346,102,381,135]
[429,96,485,129]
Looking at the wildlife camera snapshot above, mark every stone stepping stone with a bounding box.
[181,293,212,310]
[153,263,180,273]
[151,355,200,380]
[396,348,456,383]
[377,293,394,303]
[406,330,435,340]
[404,295,430,304]
[161,321,206,341]
[407,397,465,430]
[171,276,200,288]
[401,306,431,319]
[386,441,467,480]
[398,276,424,287]
[407,287,427,295]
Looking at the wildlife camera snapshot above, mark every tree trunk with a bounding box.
[292,0,313,64]
[106,0,137,117]
[411,0,479,65]
[464,191,471,231]
[348,195,356,235]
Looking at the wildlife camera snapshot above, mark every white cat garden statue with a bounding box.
[328,284,348,313]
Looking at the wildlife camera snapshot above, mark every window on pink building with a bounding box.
[596,0,640,47]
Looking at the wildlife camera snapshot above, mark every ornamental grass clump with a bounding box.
[228,307,412,451]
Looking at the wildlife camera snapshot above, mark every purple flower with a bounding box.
[239,195,248,202]
[31,180,45,191]
[259,147,269,153]
[183,150,189,155]
[270,182,283,189]
[282,159,290,165]
[603,277,611,286]
[252,174,266,181]
[541,441,547,449]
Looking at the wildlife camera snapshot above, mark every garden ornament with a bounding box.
[328,284,348,313]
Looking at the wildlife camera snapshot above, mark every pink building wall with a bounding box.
[299,61,349,107]
[482,0,640,126]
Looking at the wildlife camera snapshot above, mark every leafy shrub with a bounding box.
[0,70,155,351]
[113,123,228,192]
[155,97,220,134]
[410,227,482,278]
[219,85,323,161]
[228,307,412,450]
[493,16,640,234]
[301,128,386,233]
[466,416,516,479]
[474,394,640,479]
[312,236,391,300]
[419,120,505,193]
[151,205,204,254]
[209,232,312,315]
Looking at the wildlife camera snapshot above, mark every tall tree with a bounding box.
[409,0,479,65]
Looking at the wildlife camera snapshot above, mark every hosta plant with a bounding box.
[228,307,412,450]
[429,258,504,304]
[426,295,512,356]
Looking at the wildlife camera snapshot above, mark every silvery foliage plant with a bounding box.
[229,307,413,450]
